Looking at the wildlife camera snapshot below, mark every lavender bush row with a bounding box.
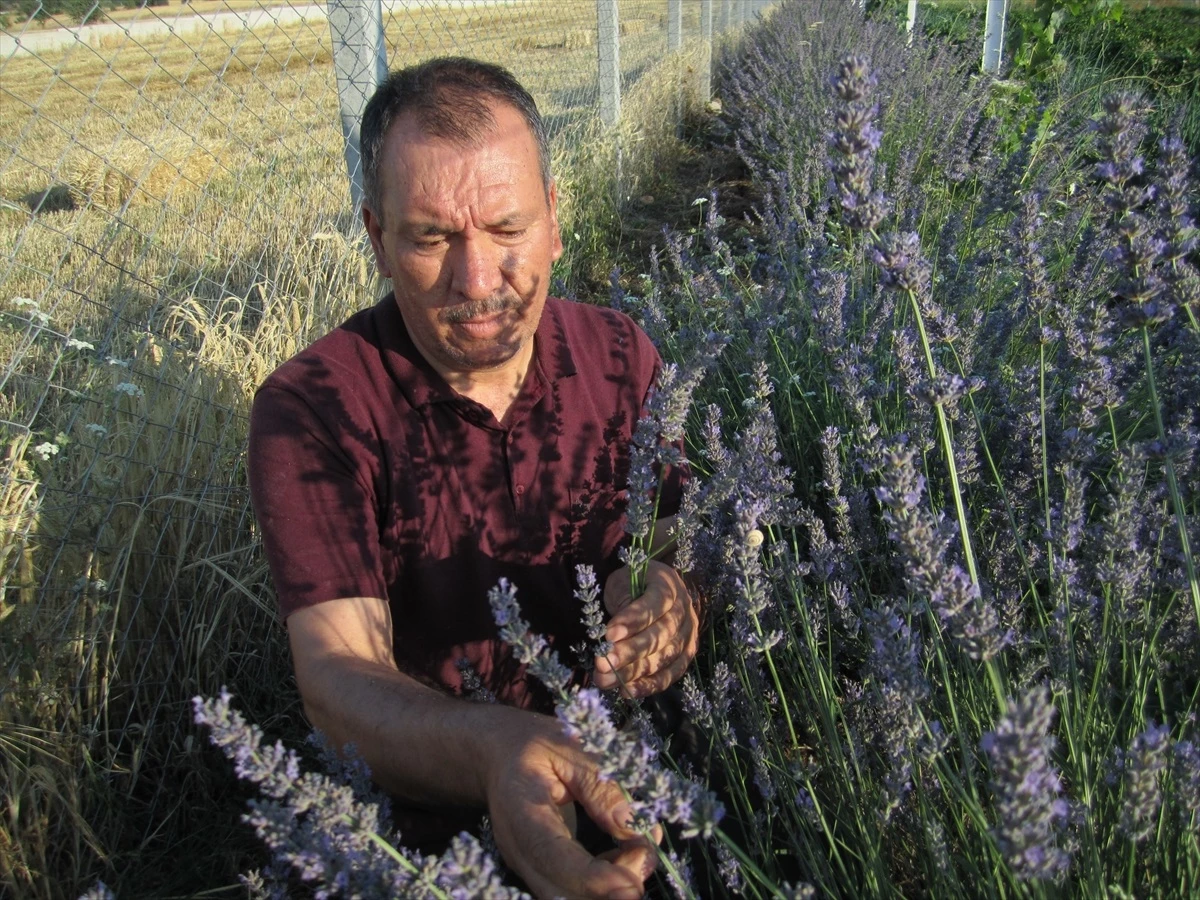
[609,0,1198,895]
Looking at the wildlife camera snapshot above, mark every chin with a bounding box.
[445,339,523,371]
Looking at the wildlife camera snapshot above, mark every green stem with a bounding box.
[655,842,699,900]
[363,830,450,900]
[1141,327,1200,629]
[713,827,786,897]
[906,289,981,590]
[750,609,798,748]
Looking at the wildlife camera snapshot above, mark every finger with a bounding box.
[622,647,692,697]
[603,567,635,616]
[605,584,676,644]
[595,618,681,681]
[598,838,659,886]
[610,605,697,696]
[505,796,644,900]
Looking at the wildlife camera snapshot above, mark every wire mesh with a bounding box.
[0,0,768,894]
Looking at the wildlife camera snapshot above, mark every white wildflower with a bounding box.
[85,423,108,437]
[32,441,60,460]
[66,338,95,351]
[106,357,130,367]
[692,197,708,206]
[13,297,38,309]
[114,382,144,398]
[28,310,51,326]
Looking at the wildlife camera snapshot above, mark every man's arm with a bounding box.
[288,595,656,900]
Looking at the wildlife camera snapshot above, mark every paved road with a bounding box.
[1,0,519,59]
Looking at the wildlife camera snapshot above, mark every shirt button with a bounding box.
[515,484,525,495]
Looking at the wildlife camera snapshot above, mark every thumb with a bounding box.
[604,567,635,616]
[564,766,646,846]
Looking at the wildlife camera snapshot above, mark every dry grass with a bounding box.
[0,1,727,896]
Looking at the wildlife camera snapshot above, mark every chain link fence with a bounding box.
[0,1,773,894]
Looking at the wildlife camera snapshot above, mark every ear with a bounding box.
[362,203,393,279]
[547,178,564,264]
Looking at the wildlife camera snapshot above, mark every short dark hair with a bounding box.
[359,57,552,222]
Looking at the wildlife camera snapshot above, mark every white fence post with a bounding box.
[982,0,1008,74]
[668,0,683,52]
[328,0,387,212]
[597,0,621,127]
[906,0,918,42]
[717,0,729,32]
[700,0,713,102]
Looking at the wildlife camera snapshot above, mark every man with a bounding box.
[248,58,699,899]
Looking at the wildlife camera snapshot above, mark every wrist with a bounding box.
[474,704,560,800]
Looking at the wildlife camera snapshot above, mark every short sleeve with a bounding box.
[248,383,388,620]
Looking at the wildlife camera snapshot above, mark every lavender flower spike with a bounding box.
[193,690,529,899]
[487,579,724,841]
[981,686,1071,882]
[828,54,888,234]
[488,578,572,694]
[1118,721,1171,843]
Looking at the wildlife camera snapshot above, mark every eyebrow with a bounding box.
[408,213,530,236]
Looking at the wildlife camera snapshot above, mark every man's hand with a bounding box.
[485,717,659,899]
[289,597,659,898]
[593,560,699,698]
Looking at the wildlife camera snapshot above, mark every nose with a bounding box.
[449,231,504,302]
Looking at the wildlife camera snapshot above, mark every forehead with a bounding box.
[378,102,545,215]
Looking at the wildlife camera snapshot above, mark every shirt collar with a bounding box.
[376,293,576,411]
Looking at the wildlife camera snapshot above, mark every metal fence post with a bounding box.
[906,0,918,43]
[700,0,713,102]
[982,0,1007,74]
[597,0,621,126]
[328,0,386,212]
[668,0,682,52]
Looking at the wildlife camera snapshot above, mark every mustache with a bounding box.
[439,295,520,324]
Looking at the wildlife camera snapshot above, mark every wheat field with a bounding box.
[0,1,722,894]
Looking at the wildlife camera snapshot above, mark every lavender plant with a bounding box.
[602,1,1200,895]
[192,690,527,899]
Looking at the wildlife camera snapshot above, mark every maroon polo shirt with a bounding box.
[248,294,681,710]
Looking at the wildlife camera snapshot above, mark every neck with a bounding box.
[441,341,535,425]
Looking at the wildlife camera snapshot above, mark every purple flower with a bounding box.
[874,439,1010,661]
[980,686,1071,882]
[487,578,572,693]
[490,584,724,840]
[663,849,695,900]
[828,55,889,233]
[1172,739,1200,825]
[1117,721,1172,843]
[574,564,611,658]
[864,604,932,819]
[192,691,527,898]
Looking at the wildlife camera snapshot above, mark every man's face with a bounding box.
[363,100,563,380]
